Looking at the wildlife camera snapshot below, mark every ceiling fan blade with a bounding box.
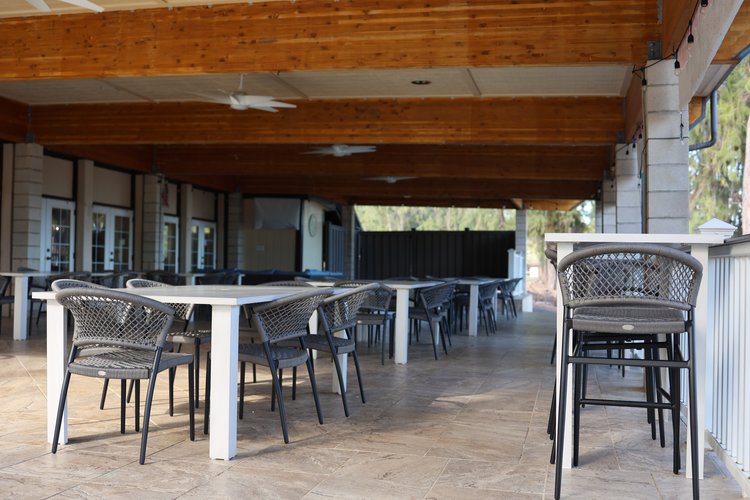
[262,100,297,109]
[233,95,275,105]
[251,106,280,113]
[59,0,104,12]
[345,146,376,154]
[25,0,51,11]
[302,148,331,155]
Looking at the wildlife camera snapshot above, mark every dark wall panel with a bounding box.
[359,230,515,279]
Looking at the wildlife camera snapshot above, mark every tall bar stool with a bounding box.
[553,244,702,500]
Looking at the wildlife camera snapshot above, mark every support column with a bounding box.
[615,144,643,233]
[12,143,43,271]
[601,172,617,233]
[644,60,689,234]
[514,209,532,312]
[1,145,13,272]
[226,192,245,269]
[141,175,163,271]
[180,183,193,273]
[75,160,94,271]
[341,205,356,279]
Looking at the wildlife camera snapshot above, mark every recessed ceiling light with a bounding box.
[410,80,431,85]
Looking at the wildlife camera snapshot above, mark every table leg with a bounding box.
[687,244,708,479]
[554,242,574,469]
[209,305,239,460]
[47,300,68,444]
[393,288,410,364]
[13,277,29,341]
[468,284,479,336]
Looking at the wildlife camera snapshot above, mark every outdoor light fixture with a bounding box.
[410,80,431,85]
[687,21,694,44]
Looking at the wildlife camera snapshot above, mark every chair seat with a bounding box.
[237,343,308,370]
[168,329,211,344]
[302,334,355,354]
[572,306,687,334]
[356,310,393,326]
[69,349,193,379]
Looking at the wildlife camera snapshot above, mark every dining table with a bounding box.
[35,284,335,461]
[1,270,55,341]
[545,232,726,480]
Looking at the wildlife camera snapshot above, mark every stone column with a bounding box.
[615,144,643,233]
[601,172,617,233]
[1,145,14,272]
[75,159,94,271]
[141,175,163,271]
[644,60,689,234]
[12,143,43,271]
[180,183,193,272]
[341,205,356,279]
[226,192,245,269]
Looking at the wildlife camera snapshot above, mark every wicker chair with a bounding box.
[126,278,209,411]
[303,283,379,417]
[36,271,92,326]
[408,282,455,360]
[553,244,702,500]
[261,280,314,287]
[51,288,194,465]
[478,280,501,335]
[204,288,333,443]
[335,281,395,365]
[145,271,182,286]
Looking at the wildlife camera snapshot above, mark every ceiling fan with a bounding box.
[25,0,104,12]
[304,144,377,157]
[364,176,417,184]
[188,74,296,113]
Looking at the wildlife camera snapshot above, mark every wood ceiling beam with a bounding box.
[46,145,154,172]
[154,144,609,181]
[236,177,600,201]
[662,0,695,60]
[0,96,27,142]
[32,97,624,145]
[712,1,750,64]
[0,1,659,80]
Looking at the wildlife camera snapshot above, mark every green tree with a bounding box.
[355,206,516,231]
[689,57,750,232]
[526,202,594,266]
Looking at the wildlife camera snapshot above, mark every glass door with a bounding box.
[163,215,179,272]
[41,198,76,273]
[91,206,133,272]
[191,220,216,270]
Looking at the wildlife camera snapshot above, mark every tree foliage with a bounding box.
[526,202,594,265]
[355,205,516,231]
[689,57,750,232]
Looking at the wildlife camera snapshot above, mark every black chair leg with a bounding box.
[99,379,109,410]
[351,350,366,404]
[687,331,700,500]
[573,361,582,467]
[194,342,201,409]
[51,370,72,454]
[134,380,140,432]
[188,362,195,441]
[292,366,297,401]
[331,351,350,417]
[139,363,161,464]
[168,367,175,416]
[239,361,246,419]
[306,358,324,425]
[264,345,289,443]
[203,354,211,435]
[120,379,127,434]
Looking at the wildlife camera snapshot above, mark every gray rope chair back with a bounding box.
[51,279,106,291]
[557,244,702,310]
[252,288,334,343]
[0,275,11,296]
[196,272,225,285]
[319,283,380,333]
[544,244,558,270]
[126,278,194,323]
[479,281,500,302]
[56,288,175,351]
[145,271,182,286]
[335,281,394,310]
[419,282,456,313]
[261,280,314,287]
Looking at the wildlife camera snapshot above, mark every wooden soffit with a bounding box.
[0,0,659,80]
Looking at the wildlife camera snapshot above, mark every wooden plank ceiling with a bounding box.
[0,0,745,209]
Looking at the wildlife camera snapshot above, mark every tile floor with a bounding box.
[0,310,743,499]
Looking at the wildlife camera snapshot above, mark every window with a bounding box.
[91,206,133,272]
[191,220,216,270]
[163,215,179,272]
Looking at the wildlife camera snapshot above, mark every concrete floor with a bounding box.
[0,310,743,499]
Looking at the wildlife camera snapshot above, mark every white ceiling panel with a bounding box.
[108,73,299,102]
[0,79,143,104]
[278,69,477,99]
[471,66,632,97]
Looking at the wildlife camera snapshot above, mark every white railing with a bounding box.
[507,248,525,295]
[706,235,750,489]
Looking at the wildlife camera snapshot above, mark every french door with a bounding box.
[191,220,216,270]
[91,206,133,272]
[162,215,179,272]
[41,198,75,273]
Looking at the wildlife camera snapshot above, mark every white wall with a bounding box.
[42,155,73,199]
[93,166,131,207]
[301,200,324,271]
[192,187,216,221]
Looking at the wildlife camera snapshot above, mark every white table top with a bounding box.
[33,284,336,306]
[0,271,54,277]
[545,232,727,245]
